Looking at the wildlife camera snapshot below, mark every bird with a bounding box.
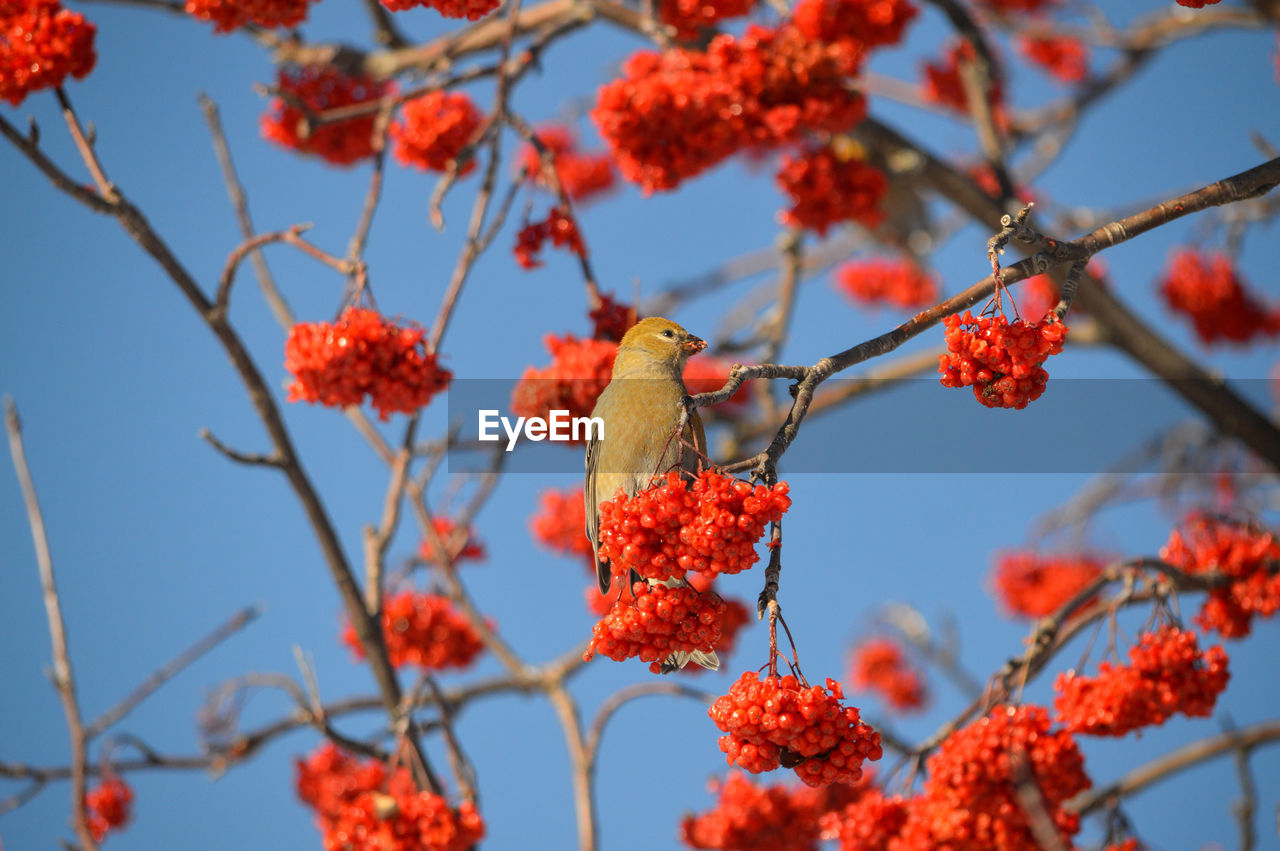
[585,316,719,673]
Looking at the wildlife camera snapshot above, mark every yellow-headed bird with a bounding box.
[585,317,717,673]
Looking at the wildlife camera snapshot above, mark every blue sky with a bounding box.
[2,0,1280,848]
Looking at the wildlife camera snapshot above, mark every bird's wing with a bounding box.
[585,423,612,593]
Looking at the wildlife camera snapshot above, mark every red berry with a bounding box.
[84,774,133,842]
[342,591,485,671]
[261,68,392,166]
[849,637,928,712]
[835,258,938,311]
[1161,513,1280,637]
[0,0,96,106]
[990,551,1106,618]
[186,0,312,31]
[938,310,1068,410]
[1159,249,1280,345]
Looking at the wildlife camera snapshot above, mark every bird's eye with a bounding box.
[662,330,674,338]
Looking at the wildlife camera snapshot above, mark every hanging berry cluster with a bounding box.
[390,90,483,173]
[776,146,887,235]
[513,207,586,269]
[518,125,617,202]
[84,774,134,842]
[185,0,312,31]
[791,0,917,48]
[379,0,497,17]
[510,333,617,428]
[826,787,909,851]
[342,591,485,671]
[584,580,727,673]
[658,0,754,38]
[0,0,96,106]
[990,551,1105,618]
[1160,513,1280,638]
[261,67,393,166]
[1018,34,1088,83]
[595,470,792,585]
[849,637,928,711]
[1158,249,1280,345]
[296,743,485,851]
[1055,625,1230,736]
[835,258,939,310]
[681,770,861,851]
[592,25,867,193]
[938,310,1069,409]
[709,672,883,787]
[285,307,451,420]
[589,294,639,343]
[418,516,486,565]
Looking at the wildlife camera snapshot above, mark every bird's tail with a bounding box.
[660,648,720,675]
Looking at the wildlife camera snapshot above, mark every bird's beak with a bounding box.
[683,335,706,355]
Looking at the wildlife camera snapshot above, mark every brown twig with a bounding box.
[5,399,98,850]
[584,682,717,770]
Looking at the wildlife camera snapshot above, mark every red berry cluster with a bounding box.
[709,672,883,787]
[84,774,133,842]
[899,705,1089,849]
[510,334,617,427]
[835,258,938,310]
[531,486,594,561]
[990,551,1105,618]
[684,356,753,409]
[776,147,887,235]
[658,0,753,38]
[827,787,908,851]
[922,40,1008,129]
[938,310,1068,409]
[261,68,393,167]
[185,0,311,31]
[1159,249,1280,345]
[589,293,639,342]
[1054,625,1230,737]
[0,0,96,105]
[1175,0,1220,6]
[342,591,485,671]
[592,24,866,193]
[849,637,927,712]
[390,90,483,173]
[285,307,451,420]
[1160,513,1280,637]
[681,771,847,851]
[596,470,792,584]
[792,0,917,49]
[584,580,727,673]
[419,516,486,565]
[296,743,485,851]
[1018,34,1088,83]
[513,207,586,269]
[518,125,616,202]
[380,0,497,18]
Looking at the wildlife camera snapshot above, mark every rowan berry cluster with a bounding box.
[84,775,133,842]
[296,743,485,851]
[776,147,887,234]
[517,125,616,202]
[922,40,1007,128]
[658,0,753,37]
[531,486,594,561]
[1175,0,1220,7]
[849,637,927,712]
[589,293,638,342]
[900,705,1090,849]
[684,357,753,409]
[681,771,855,851]
[342,591,485,671]
[835,258,938,310]
[513,207,586,269]
[380,0,497,17]
[1018,34,1087,83]
[791,0,917,49]
[826,787,907,851]
[1160,513,1280,637]
[260,68,392,166]
[938,310,1068,409]
[1158,250,1280,345]
[390,90,483,173]
[510,333,617,426]
[0,0,96,105]
[1055,626,1230,736]
[592,24,866,193]
[418,516,486,565]
[596,470,792,584]
[584,580,727,673]
[990,551,1105,618]
[185,0,311,31]
[285,307,451,420]
[709,672,883,787]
